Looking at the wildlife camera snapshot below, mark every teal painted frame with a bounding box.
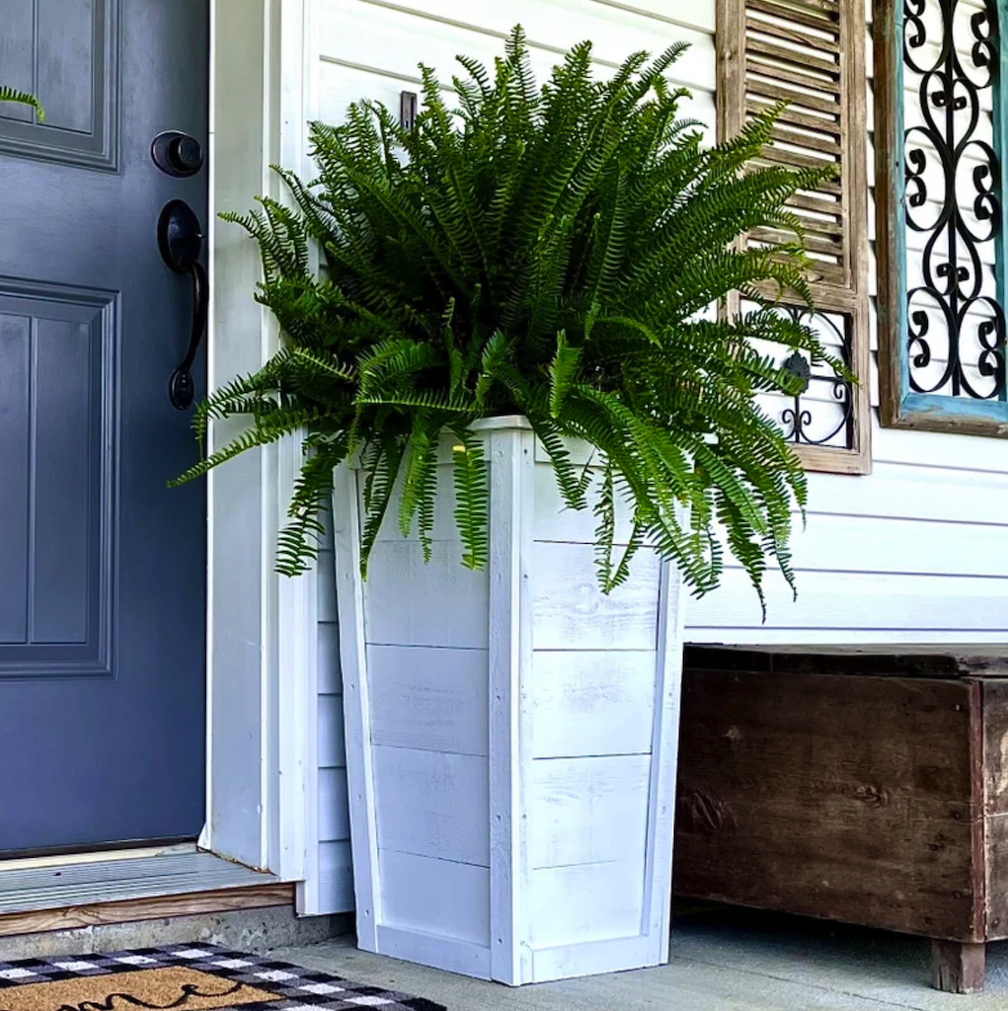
[874,0,1008,436]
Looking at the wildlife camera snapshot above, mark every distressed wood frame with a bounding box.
[874,0,1008,436]
[717,0,873,473]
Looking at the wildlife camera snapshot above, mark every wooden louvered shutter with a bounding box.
[717,0,872,473]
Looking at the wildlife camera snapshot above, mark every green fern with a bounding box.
[0,87,44,121]
[174,26,844,600]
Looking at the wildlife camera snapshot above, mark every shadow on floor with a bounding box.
[270,900,1008,1011]
[673,900,1008,1007]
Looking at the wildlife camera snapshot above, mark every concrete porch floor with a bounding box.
[270,904,1008,1010]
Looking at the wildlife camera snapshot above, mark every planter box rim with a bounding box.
[470,415,532,432]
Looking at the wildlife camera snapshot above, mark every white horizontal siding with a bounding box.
[314,0,716,135]
[687,5,1008,647]
[313,506,354,913]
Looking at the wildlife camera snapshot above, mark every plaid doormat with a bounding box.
[0,943,445,1011]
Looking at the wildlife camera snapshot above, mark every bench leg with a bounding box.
[931,940,986,994]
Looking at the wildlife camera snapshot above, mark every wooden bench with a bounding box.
[673,651,1008,994]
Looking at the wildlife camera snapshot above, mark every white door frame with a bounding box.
[205,0,322,911]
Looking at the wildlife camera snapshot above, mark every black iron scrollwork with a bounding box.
[902,0,1007,400]
[778,307,855,447]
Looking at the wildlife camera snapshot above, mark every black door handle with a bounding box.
[158,199,207,410]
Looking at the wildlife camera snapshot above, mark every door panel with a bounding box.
[0,0,208,854]
[0,0,118,168]
[0,286,112,675]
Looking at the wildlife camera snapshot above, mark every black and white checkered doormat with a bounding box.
[0,943,446,1011]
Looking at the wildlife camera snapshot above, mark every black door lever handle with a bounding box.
[158,199,208,410]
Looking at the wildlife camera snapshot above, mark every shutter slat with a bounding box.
[745,17,842,54]
[745,40,841,78]
[747,81,841,115]
[786,191,843,216]
[770,123,842,155]
[757,144,839,172]
[747,59,842,95]
[746,99,843,135]
[747,0,840,32]
[753,227,845,256]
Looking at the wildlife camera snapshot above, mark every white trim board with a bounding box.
[204,0,323,903]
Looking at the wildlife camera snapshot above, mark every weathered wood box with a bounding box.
[673,653,1008,993]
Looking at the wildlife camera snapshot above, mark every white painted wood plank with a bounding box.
[801,464,1008,525]
[376,925,491,979]
[530,934,663,982]
[527,861,646,948]
[526,755,651,869]
[870,424,1008,475]
[317,621,342,695]
[318,766,351,842]
[585,0,716,32]
[316,555,338,623]
[277,426,315,885]
[531,543,660,650]
[332,466,382,949]
[372,745,490,866]
[367,462,460,543]
[532,463,637,545]
[644,563,685,965]
[315,0,715,91]
[364,540,490,649]
[777,513,1008,579]
[0,853,278,915]
[379,851,491,946]
[317,60,716,138]
[318,693,346,769]
[334,0,715,45]
[685,569,1008,635]
[528,650,657,759]
[317,840,355,914]
[487,426,535,985]
[368,644,489,756]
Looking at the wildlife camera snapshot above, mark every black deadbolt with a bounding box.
[152,130,204,177]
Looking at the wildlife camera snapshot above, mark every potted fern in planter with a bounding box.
[176,29,836,984]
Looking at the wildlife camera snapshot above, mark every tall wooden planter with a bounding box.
[334,417,685,984]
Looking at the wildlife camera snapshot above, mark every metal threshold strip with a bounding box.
[0,847,279,916]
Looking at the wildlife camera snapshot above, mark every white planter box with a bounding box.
[334,416,685,984]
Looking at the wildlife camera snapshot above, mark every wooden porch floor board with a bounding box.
[0,851,279,916]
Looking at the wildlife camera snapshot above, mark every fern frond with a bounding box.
[0,87,43,120]
[450,426,490,570]
[175,27,844,600]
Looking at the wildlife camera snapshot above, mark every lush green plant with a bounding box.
[0,87,44,120]
[174,27,841,606]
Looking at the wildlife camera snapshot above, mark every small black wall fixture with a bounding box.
[158,199,208,410]
[400,91,418,131]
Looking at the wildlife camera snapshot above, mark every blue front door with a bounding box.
[0,0,209,854]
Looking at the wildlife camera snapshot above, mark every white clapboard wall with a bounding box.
[688,0,1008,646]
[312,507,355,913]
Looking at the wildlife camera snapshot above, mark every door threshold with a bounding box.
[0,850,290,938]
[0,842,198,873]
